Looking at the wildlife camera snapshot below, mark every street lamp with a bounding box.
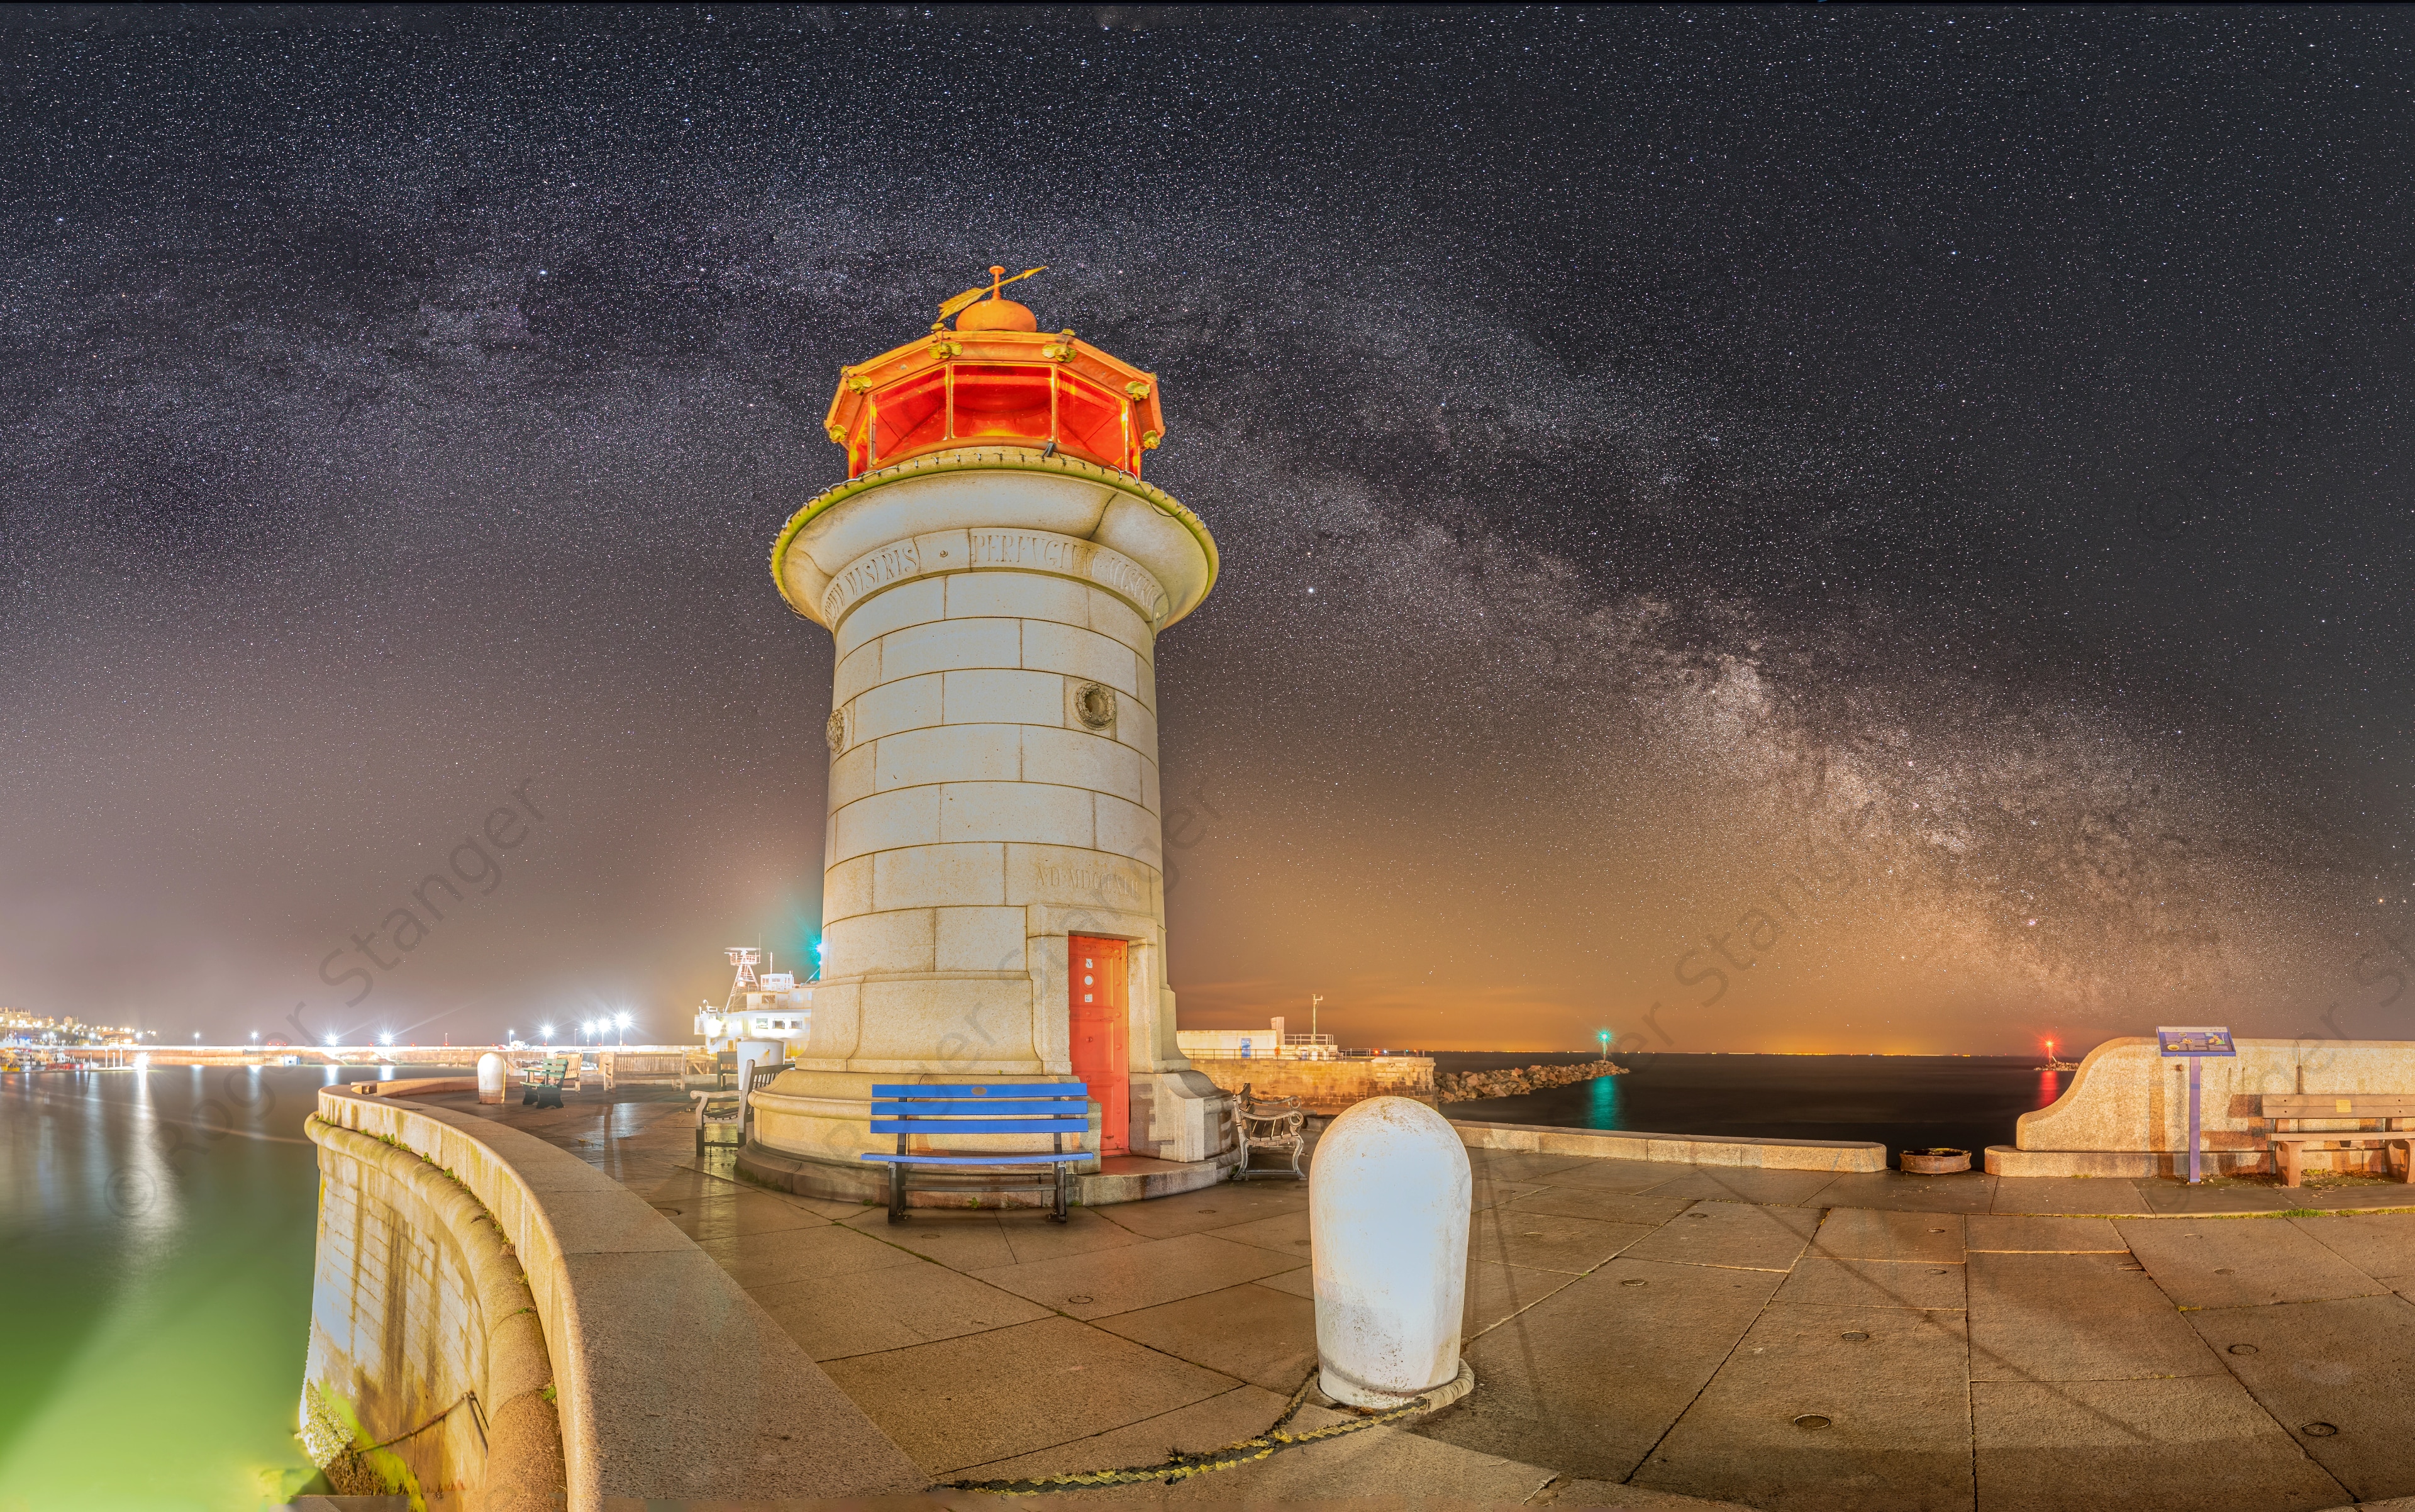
[538,1023,555,1045]
[1598,1029,1611,1062]
[615,1011,633,1045]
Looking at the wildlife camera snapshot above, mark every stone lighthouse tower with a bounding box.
[745,269,1238,1204]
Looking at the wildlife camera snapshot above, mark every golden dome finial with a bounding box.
[935,264,1046,332]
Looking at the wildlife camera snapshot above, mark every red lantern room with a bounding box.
[822,266,1167,479]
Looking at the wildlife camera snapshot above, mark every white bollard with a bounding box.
[476,1052,507,1105]
[1311,1095,1474,1409]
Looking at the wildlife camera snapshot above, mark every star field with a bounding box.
[2,5,2410,1052]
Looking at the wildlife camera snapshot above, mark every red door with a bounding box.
[1068,935,1130,1155]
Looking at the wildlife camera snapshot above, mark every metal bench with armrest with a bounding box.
[1236,1084,1307,1182]
[860,1082,1090,1223]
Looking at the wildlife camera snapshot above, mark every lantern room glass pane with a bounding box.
[1056,375,1126,470]
[950,364,1054,443]
[872,369,947,460]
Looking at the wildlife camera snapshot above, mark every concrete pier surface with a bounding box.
[428,1084,2415,1512]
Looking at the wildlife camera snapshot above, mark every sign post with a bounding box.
[2157,1026,2237,1184]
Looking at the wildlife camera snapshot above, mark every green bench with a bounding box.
[521,1057,570,1108]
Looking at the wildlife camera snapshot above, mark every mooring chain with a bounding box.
[941,1367,1433,1495]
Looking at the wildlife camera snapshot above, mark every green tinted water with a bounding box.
[0,1066,401,1510]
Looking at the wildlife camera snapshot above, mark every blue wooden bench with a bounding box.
[862,1082,1090,1224]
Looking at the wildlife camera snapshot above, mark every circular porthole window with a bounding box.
[1075,682,1117,730]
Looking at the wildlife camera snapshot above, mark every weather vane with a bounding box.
[933,264,1046,330]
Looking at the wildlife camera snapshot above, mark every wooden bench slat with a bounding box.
[869,1098,1085,1113]
[865,1081,1091,1223]
[869,1111,1087,1125]
[2262,1096,2415,1113]
[860,1152,1087,1166]
[870,1082,1089,1096]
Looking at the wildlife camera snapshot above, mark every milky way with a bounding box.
[3,6,2409,1052]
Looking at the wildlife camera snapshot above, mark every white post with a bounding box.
[475,1052,507,1106]
[1311,1095,1474,1408]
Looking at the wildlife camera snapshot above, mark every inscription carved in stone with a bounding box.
[819,526,1169,625]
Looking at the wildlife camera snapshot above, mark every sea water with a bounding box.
[1433,1052,2073,1159]
[0,1065,412,1510]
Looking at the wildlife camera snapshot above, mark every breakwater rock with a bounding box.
[1437,1061,1626,1103]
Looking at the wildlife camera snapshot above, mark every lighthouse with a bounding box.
[745,269,1240,1204]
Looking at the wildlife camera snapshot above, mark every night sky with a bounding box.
[4,5,2411,1055]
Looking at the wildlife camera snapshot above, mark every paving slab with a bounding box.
[2136,1180,2304,1215]
[1528,1156,1696,1193]
[750,1256,1053,1360]
[1972,1376,2346,1512]
[1464,1150,1621,1182]
[1813,1209,1966,1263]
[1774,1257,1967,1311]
[1541,1481,1764,1509]
[945,1381,1296,1484]
[1415,1258,1787,1482]
[1990,1176,2146,1216]
[2186,1294,2415,1503]
[1091,1281,1318,1392]
[1506,1187,1698,1227]
[1024,1208,1158,1266]
[838,1208,1021,1270]
[1145,1412,1558,1503]
[2116,1218,2388,1309]
[970,1230,1304,1319]
[1962,1215,2128,1252]
[1254,1255,1580,1338]
[658,1184,845,1242]
[1813,1172,2001,1215]
[1470,1176,1552,1210]
[692,1221,927,1289]
[1199,1208,1315,1260]
[1640,1167,1842,1207]
[819,1315,1240,1475]
[1468,1209,1658,1274]
[1093,1181,1309,1239]
[2290,1211,2415,1277]
[1633,1303,1972,1512]
[1619,1201,1821,1272]
[1965,1252,2221,1384]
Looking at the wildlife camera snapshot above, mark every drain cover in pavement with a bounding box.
[1621,1278,1648,1287]
[1067,1295,1093,1304]
[1840,1331,1870,1342]
[2305,1423,2340,1437]
[1794,1415,1832,1430]
[2228,1343,2259,1355]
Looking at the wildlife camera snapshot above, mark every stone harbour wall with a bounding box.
[303,1116,562,1506]
[308,1086,923,1509]
[1186,1055,1436,1113]
[1437,1060,1626,1103]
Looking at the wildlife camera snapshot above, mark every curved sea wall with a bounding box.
[304,1111,562,1504]
[305,1086,923,1509]
[1997,1035,2415,1177]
